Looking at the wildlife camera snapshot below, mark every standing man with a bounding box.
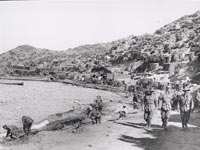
[94,96,103,112]
[195,89,200,111]
[88,105,101,124]
[172,88,183,111]
[143,89,157,129]
[178,89,194,130]
[133,93,139,109]
[22,116,34,136]
[158,90,171,130]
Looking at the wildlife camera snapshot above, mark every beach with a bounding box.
[0,80,122,133]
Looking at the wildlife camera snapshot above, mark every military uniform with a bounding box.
[143,91,157,128]
[178,90,194,130]
[3,125,19,139]
[22,116,34,136]
[118,105,128,119]
[195,90,200,110]
[172,90,183,111]
[89,107,101,124]
[133,94,139,109]
[87,104,93,117]
[94,96,103,112]
[159,93,171,130]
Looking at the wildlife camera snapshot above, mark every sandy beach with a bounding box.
[0,80,200,150]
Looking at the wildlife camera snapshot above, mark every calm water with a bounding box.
[0,80,121,133]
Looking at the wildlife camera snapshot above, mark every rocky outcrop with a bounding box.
[1,11,200,82]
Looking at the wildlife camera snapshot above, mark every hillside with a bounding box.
[1,10,200,82]
[106,11,200,69]
[0,43,111,75]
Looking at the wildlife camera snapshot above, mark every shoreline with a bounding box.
[0,76,126,93]
[0,78,128,143]
[0,76,51,82]
[1,77,199,150]
[0,97,129,147]
[2,107,200,150]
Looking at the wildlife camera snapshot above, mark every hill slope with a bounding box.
[1,10,200,81]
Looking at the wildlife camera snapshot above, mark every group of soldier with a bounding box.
[143,86,194,130]
[3,95,103,141]
[3,116,34,140]
[87,80,195,132]
[3,82,195,141]
[87,95,103,124]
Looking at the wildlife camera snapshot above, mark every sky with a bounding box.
[0,0,200,53]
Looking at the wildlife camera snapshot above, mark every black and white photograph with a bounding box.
[1,0,200,149]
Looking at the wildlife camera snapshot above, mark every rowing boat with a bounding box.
[0,82,24,86]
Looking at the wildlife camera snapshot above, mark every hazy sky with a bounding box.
[0,0,200,53]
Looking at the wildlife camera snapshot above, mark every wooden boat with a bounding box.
[0,82,24,86]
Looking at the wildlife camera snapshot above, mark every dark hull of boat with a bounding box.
[0,82,24,86]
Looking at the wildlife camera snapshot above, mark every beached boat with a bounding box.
[0,82,24,86]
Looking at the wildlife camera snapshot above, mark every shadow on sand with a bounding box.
[116,122,166,150]
[116,112,200,150]
[115,122,161,129]
[170,111,200,127]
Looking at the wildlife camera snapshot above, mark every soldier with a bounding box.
[88,105,101,124]
[133,93,139,109]
[22,116,34,136]
[178,89,194,130]
[195,89,200,111]
[3,124,19,140]
[179,81,183,91]
[86,104,93,117]
[171,87,181,111]
[158,90,172,130]
[143,89,157,129]
[72,119,82,133]
[118,105,128,119]
[140,91,145,111]
[95,95,103,103]
[94,96,103,112]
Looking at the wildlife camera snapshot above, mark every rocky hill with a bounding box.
[1,10,200,82]
[0,43,112,75]
[107,10,200,63]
